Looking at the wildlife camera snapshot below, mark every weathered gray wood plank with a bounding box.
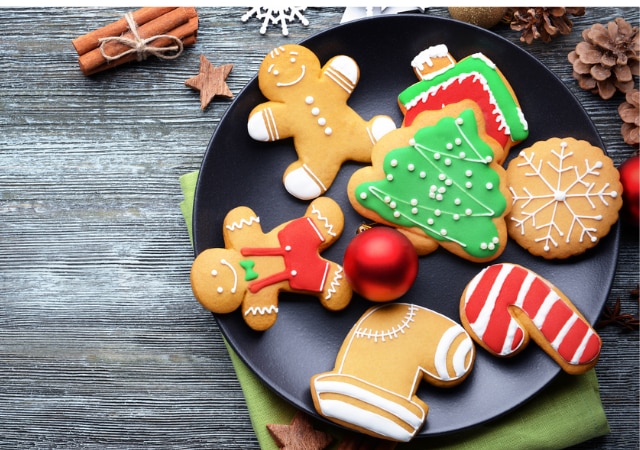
[1,7,637,449]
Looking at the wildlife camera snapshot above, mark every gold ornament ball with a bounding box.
[448,7,508,29]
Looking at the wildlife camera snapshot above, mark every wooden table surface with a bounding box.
[1,7,638,449]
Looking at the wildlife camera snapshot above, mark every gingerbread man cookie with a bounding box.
[190,197,352,331]
[247,44,396,200]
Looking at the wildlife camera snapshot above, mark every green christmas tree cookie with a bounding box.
[348,102,511,262]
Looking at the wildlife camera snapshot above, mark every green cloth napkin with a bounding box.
[180,170,609,449]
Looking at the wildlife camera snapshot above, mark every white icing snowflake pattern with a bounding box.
[509,140,619,252]
[241,7,309,36]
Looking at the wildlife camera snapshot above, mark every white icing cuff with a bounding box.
[370,116,397,142]
[284,165,325,200]
[328,55,358,85]
[411,44,449,68]
[247,110,273,141]
[312,374,426,442]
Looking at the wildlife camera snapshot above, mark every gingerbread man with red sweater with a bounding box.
[190,197,352,331]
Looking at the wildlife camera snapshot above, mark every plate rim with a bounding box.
[193,13,619,437]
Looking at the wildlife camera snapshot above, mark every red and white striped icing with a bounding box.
[462,263,601,366]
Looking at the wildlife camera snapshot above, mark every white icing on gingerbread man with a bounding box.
[248,44,396,200]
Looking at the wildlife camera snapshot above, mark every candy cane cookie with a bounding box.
[460,263,601,374]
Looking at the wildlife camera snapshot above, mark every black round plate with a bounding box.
[193,15,619,436]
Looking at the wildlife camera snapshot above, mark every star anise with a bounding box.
[596,297,639,331]
[267,411,333,450]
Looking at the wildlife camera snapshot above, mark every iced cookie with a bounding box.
[398,44,528,164]
[190,197,352,331]
[247,44,396,200]
[460,263,601,374]
[311,303,475,442]
[348,101,511,261]
[506,137,623,259]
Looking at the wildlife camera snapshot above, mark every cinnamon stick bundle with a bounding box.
[72,7,198,76]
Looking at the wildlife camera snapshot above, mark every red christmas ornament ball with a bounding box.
[343,226,419,302]
[619,155,640,226]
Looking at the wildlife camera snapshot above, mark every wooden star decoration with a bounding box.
[185,54,233,109]
[266,411,333,450]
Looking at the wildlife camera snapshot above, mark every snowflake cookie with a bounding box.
[506,137,623,259]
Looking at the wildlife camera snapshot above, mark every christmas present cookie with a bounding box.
[247,44,396,200]
[460,263,601,374]
[506,137,623,259]
[398,44,529,164]
[190,197,352,331]
[348,101,511,262]
[311,303,475,442]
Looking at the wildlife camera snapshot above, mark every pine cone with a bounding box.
[568,17,640,100]
[619,89,639,147]
[510,7,586,44]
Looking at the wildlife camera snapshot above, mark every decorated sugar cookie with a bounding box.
[506,137,623,259]
[190,197,352,331]
[460,263,602,374]
[247,44,396,200]
[311,303,475,442]
[398,44,529,164]
[348,101,511,261]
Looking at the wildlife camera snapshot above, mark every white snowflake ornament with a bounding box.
[506,137,623,259]
[241,7,309,36]
[341,7,427,23]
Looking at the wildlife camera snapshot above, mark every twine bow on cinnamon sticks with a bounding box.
[72,7,198,76]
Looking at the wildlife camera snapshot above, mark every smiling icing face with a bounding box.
[190,249,246,314]
[258,45,315,101]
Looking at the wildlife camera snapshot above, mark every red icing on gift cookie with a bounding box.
[460,263,601,374]
[398,45,528,164]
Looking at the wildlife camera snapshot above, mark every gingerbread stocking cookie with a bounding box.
[190,197,352,331]
[311,303,475,442]
[247,44,396,200]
